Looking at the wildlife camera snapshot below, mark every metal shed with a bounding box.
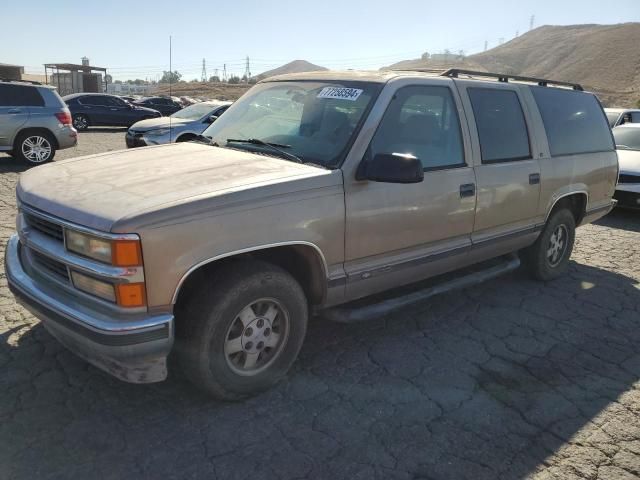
[44,60,108,96]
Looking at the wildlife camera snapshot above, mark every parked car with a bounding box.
[605,108,640,128]
[612,123,640,208]
[126,101,232,147]
[0,79,77,165]
[133,96,183,116]
[64,93,161,131]
[6,69,618,399]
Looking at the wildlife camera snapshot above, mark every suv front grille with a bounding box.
[24,212,64,241]
[619,173,640,184]
[30,249,70,283]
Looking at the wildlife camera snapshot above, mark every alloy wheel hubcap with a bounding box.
[22,136,51,163]
[74,116,87,129]
[547,224,568,267]
[224,299,288,375]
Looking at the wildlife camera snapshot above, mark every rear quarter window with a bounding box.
[531,87,614,156]
[0,84,45,107]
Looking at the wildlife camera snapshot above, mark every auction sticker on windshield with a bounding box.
[317,87,363,101]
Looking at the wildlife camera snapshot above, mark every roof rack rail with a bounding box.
[0,77,42,85]
[441,69,583,91]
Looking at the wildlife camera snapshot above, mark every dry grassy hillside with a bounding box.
[152,82,251,100]
[387,23,640,107]
[255,60,327,80]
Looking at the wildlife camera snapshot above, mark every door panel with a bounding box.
[456,83,542,243]
[344,84,476,301]
[0,107,28,148]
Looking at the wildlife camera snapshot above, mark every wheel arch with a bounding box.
[545,191,588,226]
[172,242,329,308]
[13,127,59,150]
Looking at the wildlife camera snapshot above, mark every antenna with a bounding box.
[169,35,172,143]
[201,58,207,82]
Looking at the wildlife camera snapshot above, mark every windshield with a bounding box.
[171,103,219,120]
[203,81,380,168]
[613,128,640,151]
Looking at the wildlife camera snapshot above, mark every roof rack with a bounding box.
[441,69,583,91]
[0,77,42,85]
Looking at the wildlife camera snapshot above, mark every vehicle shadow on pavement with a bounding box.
[1,260,640,479]
[0,159,32,173]
[81,127,128,133]
[596,208,640,232]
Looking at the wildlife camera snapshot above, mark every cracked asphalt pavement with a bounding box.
[1,130,640,479]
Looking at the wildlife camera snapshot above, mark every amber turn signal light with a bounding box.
[116,283,146,308]
[112,240,142,267]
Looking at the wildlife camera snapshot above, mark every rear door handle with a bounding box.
[7,108,21,114]
[460,183,476,198]
[529,173,541,185]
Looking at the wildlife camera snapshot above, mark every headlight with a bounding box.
[71,271,116,302]
[145,128,171,136]
[66,230,112,263]
[65,230,142,267]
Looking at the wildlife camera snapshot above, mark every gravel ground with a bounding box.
[1,130,640,480]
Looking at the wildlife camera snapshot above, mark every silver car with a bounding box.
[125,101,231,147]
[0,80,77,165]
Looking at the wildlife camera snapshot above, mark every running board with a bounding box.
[321,254,521,323]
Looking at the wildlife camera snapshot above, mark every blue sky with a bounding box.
[2,0,639,80]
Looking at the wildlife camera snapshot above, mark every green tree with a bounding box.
[208,75,221,83]
[227,75,241,84]
[159,70,182,83]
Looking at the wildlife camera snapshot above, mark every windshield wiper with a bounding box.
[226,138,303,164]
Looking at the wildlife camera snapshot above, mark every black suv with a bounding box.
[63,93,161,131]
[133,97,183,116]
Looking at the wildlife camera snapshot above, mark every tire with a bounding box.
[14,131,56,165]
[72,114,89,131]
[176,260,308,400]
[522,209,576,281]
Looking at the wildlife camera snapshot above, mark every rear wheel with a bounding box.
[522,209,576,281]
[72,114,89,131]
[14,131,56,165]
[176,260,308,400]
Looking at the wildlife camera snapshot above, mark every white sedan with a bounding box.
[613,123,640,208]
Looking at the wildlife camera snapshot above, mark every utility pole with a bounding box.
[223,64,227,82]
[243,56,251,83]
[530,15,535,31]
[201,58,207,82]
[484,40,488,51]
[515,30,519,38]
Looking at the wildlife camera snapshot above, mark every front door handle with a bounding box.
[460,183,476,198]
[7,108,21,114]
[529,173,541,185]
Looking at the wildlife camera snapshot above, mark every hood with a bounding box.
[617,149,640,174]
[130,116,188,131]
[17,143,337,232]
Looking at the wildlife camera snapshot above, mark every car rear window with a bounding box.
[467,88,531,163]
[0,84,45,107]
[531,87,614,156]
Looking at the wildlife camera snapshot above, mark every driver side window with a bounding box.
[369,85,465,170]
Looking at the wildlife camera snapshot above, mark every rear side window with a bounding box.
[468,88,531,163]
[79,96,106,106]
[531,87,614,156]
[0,84,45,107]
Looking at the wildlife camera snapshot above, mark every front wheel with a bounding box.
[176,260,308,400]
[522,209,576,281]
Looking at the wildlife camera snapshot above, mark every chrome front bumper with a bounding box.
[5,234,174,383]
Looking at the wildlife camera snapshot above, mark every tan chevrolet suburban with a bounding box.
[5,69,618,399]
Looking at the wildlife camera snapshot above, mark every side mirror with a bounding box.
[207,115,219,124]
[358,153,424,184]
